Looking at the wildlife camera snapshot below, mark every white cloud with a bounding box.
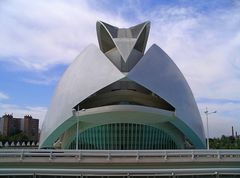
[0,92,9,100]
[144,5,240,102]
[22,75,60,85]
[0,0,129,71]
[0,103,47,128]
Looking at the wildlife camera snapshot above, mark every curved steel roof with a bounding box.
[40,21,206,149]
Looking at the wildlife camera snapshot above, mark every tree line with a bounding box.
[209,135,240,149]
[0,132,29,144]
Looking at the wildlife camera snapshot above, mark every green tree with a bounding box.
[9,132,29,143]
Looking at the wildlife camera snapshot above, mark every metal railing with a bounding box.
[0,168,240,177]
[1,149,240,177]
[0,149,240,161]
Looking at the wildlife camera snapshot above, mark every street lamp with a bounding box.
[72,107,85,150]
[72,108,78,150]
[204,108,217,150]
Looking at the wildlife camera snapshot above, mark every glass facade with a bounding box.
[69,123,177,150]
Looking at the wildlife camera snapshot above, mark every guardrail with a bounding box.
[0,149,240,161]
[1,149,240,177]
[1,168,240,177]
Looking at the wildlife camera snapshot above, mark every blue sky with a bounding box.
[0,0,240,137]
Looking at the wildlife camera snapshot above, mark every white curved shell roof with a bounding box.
[128,44,205,145]
[40,44,125,146]
[40,21,206,148]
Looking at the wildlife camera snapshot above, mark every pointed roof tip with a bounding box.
[97,20,108,24]
[146,20,151,24]
[96,20,108,24]
[145,21,151,27]
[150,44,163,51]
[140,20,151,26]
[97,20,151,29]
[96,21,107,28]
[152,43,158,48]
[97,21,118,29]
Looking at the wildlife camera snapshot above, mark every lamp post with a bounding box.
[72,107,86,150]
[204,108,217,150]
[72,108,78,150]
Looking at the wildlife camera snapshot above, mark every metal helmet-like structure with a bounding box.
[39,21,206,149]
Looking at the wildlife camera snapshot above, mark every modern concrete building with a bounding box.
[0,114,39,142]
[40,21,206,149]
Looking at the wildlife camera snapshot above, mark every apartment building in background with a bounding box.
[0,114,39,142]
